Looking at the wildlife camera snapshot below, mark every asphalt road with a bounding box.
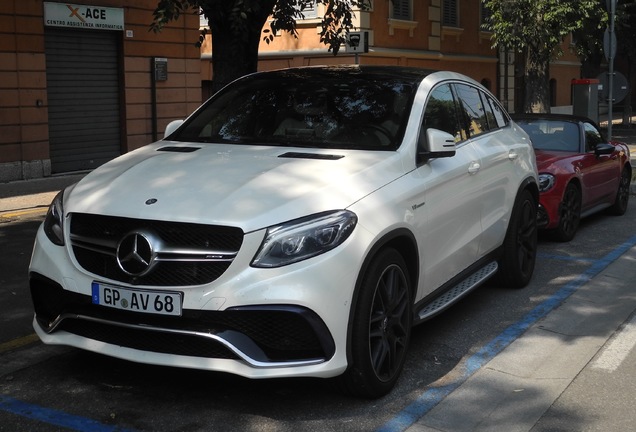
[1,197,636,431]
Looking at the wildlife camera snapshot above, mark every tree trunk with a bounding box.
[208,23,262,93]
[524,51,551,113]
[205,0,276,93]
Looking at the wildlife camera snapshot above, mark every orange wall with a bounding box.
[200,0,499,92]
[0,0,201,176]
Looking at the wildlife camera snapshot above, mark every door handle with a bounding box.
[468,161,481,174]
[508,150,519,160]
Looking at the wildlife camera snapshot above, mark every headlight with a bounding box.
[251,210,357,268]
[43,190,65,246]
[538,173,555,192]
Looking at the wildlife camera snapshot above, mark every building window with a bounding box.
[392,0,411,21]
[443,0,458,27]
[388,0,416,36]
[480,2,492,31]
[299,0,318,19]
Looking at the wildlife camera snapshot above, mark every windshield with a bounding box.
[516,119,580,152]
[170,69,418,151]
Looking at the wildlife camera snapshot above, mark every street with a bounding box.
[2,198,636,431]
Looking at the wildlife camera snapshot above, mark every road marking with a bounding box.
[0,394,137,432]
[0,334,39,354]
[537,252,595,264]
[0,207,48,219]
[592,313,636,372]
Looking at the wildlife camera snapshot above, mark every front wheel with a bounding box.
[337,248,412,398]
[608,168,630,216]
[496,189,538,288]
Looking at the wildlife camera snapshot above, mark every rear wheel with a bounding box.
[497,189,537,288]
[608,168,630,216]
[337,248,412,398]
[553,183,581,242]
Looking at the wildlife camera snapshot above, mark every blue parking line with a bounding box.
[537,252,596,263]
[378,235,636,432]
[0,394,136,432]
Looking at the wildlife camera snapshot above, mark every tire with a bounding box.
[337,248,412,398]
[553,183,581,242]
[608,168,630,216]
[496,189,538,288]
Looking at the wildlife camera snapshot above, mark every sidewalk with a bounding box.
[406,241,636,431]
[0,174,85,213]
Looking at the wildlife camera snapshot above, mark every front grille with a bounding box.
[30,273,335,363]
[69,213,244,286]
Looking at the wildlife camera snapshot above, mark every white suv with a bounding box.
[30,65,538,398]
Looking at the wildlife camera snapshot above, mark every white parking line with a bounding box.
[592,313,636,372]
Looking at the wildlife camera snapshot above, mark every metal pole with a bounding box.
[608,0,616,140]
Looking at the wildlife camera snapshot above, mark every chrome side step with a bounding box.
[417,261,498,321]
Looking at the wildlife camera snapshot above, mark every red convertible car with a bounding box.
[513,114,631,241]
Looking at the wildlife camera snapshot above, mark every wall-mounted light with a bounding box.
[36,99,44,107]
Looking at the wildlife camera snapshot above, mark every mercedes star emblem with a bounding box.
[116,232,156,276]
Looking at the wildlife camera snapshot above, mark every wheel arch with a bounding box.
[623,161,632,177]
[560,176,582,203]
[519,175,540,205]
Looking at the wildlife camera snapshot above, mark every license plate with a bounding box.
[91,282,182,316]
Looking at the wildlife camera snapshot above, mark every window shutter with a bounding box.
[393,0,411,21]
[443,0,458,27]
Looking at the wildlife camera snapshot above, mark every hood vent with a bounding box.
[278,152,344,160]
[157,146,201,153]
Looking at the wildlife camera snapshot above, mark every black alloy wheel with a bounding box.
[338,248,412,398]
[608,168,630,216]
[554,183,581,242]
[496,189,538,288]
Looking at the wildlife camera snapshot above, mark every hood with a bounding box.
[533,149,577,171]
[65,143,406,232]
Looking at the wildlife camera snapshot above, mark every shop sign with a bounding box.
[44,2,124,31]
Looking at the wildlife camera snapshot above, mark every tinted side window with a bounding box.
[422,84,467,142]
[454,84,491,138]
[485,94,508,128]
[584,122,603,152]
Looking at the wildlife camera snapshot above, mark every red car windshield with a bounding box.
[516,120,580,152]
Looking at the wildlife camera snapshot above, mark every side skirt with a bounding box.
[413,259,499,324]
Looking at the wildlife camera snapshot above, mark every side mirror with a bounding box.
[163,120,184,139]
[595,143,614,157]
[418,128,457,161]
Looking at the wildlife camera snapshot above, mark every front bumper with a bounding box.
[538,191,565,230]
[31,273,334,367]
[537,203,549,229]
[29,223,364,379]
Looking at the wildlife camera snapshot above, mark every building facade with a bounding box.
[3,0,593,182]
[1,0,200,182]
[200,1,509,106]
